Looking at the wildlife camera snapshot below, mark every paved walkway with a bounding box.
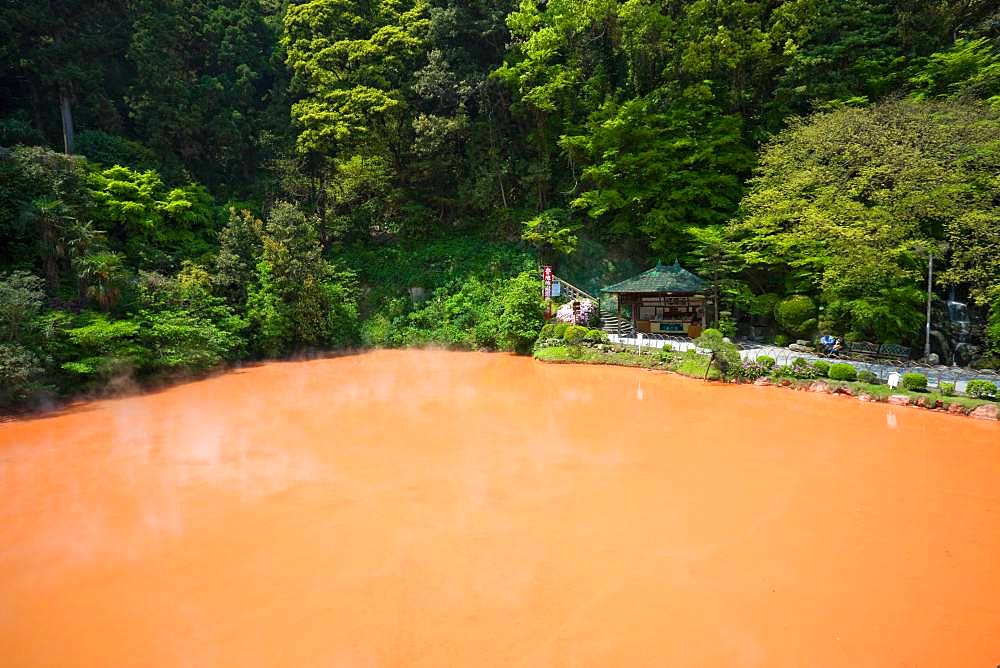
[608,334,1000,392]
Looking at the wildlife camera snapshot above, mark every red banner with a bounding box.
[542,265,553,300]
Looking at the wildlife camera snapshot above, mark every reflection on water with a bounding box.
[0,350,998,667]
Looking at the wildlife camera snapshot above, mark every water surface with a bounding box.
[1,350,998,666]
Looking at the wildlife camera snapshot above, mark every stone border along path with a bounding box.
[608,335,1000,394]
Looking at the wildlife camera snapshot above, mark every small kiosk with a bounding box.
[602,262,710,337]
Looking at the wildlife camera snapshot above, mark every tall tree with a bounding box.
[729,98,1000,343]
[128,0,280,186]
[0,0,129,152]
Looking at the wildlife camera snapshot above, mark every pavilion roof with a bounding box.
[601,261,708,294]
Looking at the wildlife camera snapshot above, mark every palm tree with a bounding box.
[66,220,106,302]
[22,197,73,292]
[76,251,126,312]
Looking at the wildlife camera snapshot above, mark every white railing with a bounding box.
[607,334,999,393]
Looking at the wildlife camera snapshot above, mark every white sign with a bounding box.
[887,372,900,389]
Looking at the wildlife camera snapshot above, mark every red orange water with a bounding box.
[1,349,998,666]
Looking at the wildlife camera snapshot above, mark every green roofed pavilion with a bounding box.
[602,261,708,294]
[602,262,710,337]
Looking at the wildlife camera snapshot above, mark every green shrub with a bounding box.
[773,362,816,380]
[901,373,927,392]
[792,356,810,370]
[539,323,555,340]
[734,360,770,381]
[939,382,955,396]
[773,334,789,347]
[75,130,157,170]
[771,364,794,378]
[0,116,46,147]
[811,360,830,377]
[583,328,609,344]
[775,295,817,338]
[695,328,742,378]
[857,369,878,384]
[828,363,858,381]
[0,343,45,406]
[965,379,997,400]
[552,323,568,339]
[718,311,736,338]
[756,355,775,369]
[563,325,588,345]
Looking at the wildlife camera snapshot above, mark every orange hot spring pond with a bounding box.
[1,349,999,667]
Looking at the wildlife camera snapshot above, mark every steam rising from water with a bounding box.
[1,350,998,667]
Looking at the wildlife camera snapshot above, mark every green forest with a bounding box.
[2,0,999,407]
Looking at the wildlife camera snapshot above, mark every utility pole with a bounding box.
[925,251,933,360]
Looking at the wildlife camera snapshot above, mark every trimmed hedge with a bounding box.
[757,355,775,369]
[552,323,568,339]
[965,379,997,400]
[584,328,609,344]
[857,369,878,384]
[939,382,955,396]
[811,360,830,377]
[539,323,555,340]
[775,295,817,338]
[901,373,927,392]
[563,325,589,345]
[828,363,858,381]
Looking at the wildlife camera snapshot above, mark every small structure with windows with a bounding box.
[602,262,710,337]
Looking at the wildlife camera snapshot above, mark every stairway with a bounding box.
[546,271,633,335]
[600,305,635,337]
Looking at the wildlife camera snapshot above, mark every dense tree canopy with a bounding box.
[2,0,1000,407]
[729,98,1000,343]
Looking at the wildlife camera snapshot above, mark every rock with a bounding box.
[948,403,966,415]
[915,397,928,408]
[888,394,911,406]
[926,353,940,365]
[795,339,810,346]
[858,393,874,402]
[835,386,855,396]
[779,379,792,387]
[809,381,830,393]
[788,343,814,353]
[970,404,999,421]
[754,378,771,386]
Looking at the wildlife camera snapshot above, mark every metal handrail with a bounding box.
[551,274,597,302]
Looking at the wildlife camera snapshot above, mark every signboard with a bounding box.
[552,280,561,298]
[542,266,553,300]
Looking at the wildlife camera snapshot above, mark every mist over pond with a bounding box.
[1,350,998,666]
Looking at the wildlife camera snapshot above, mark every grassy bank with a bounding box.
[534,344,999,420]
[535,344,714,379]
